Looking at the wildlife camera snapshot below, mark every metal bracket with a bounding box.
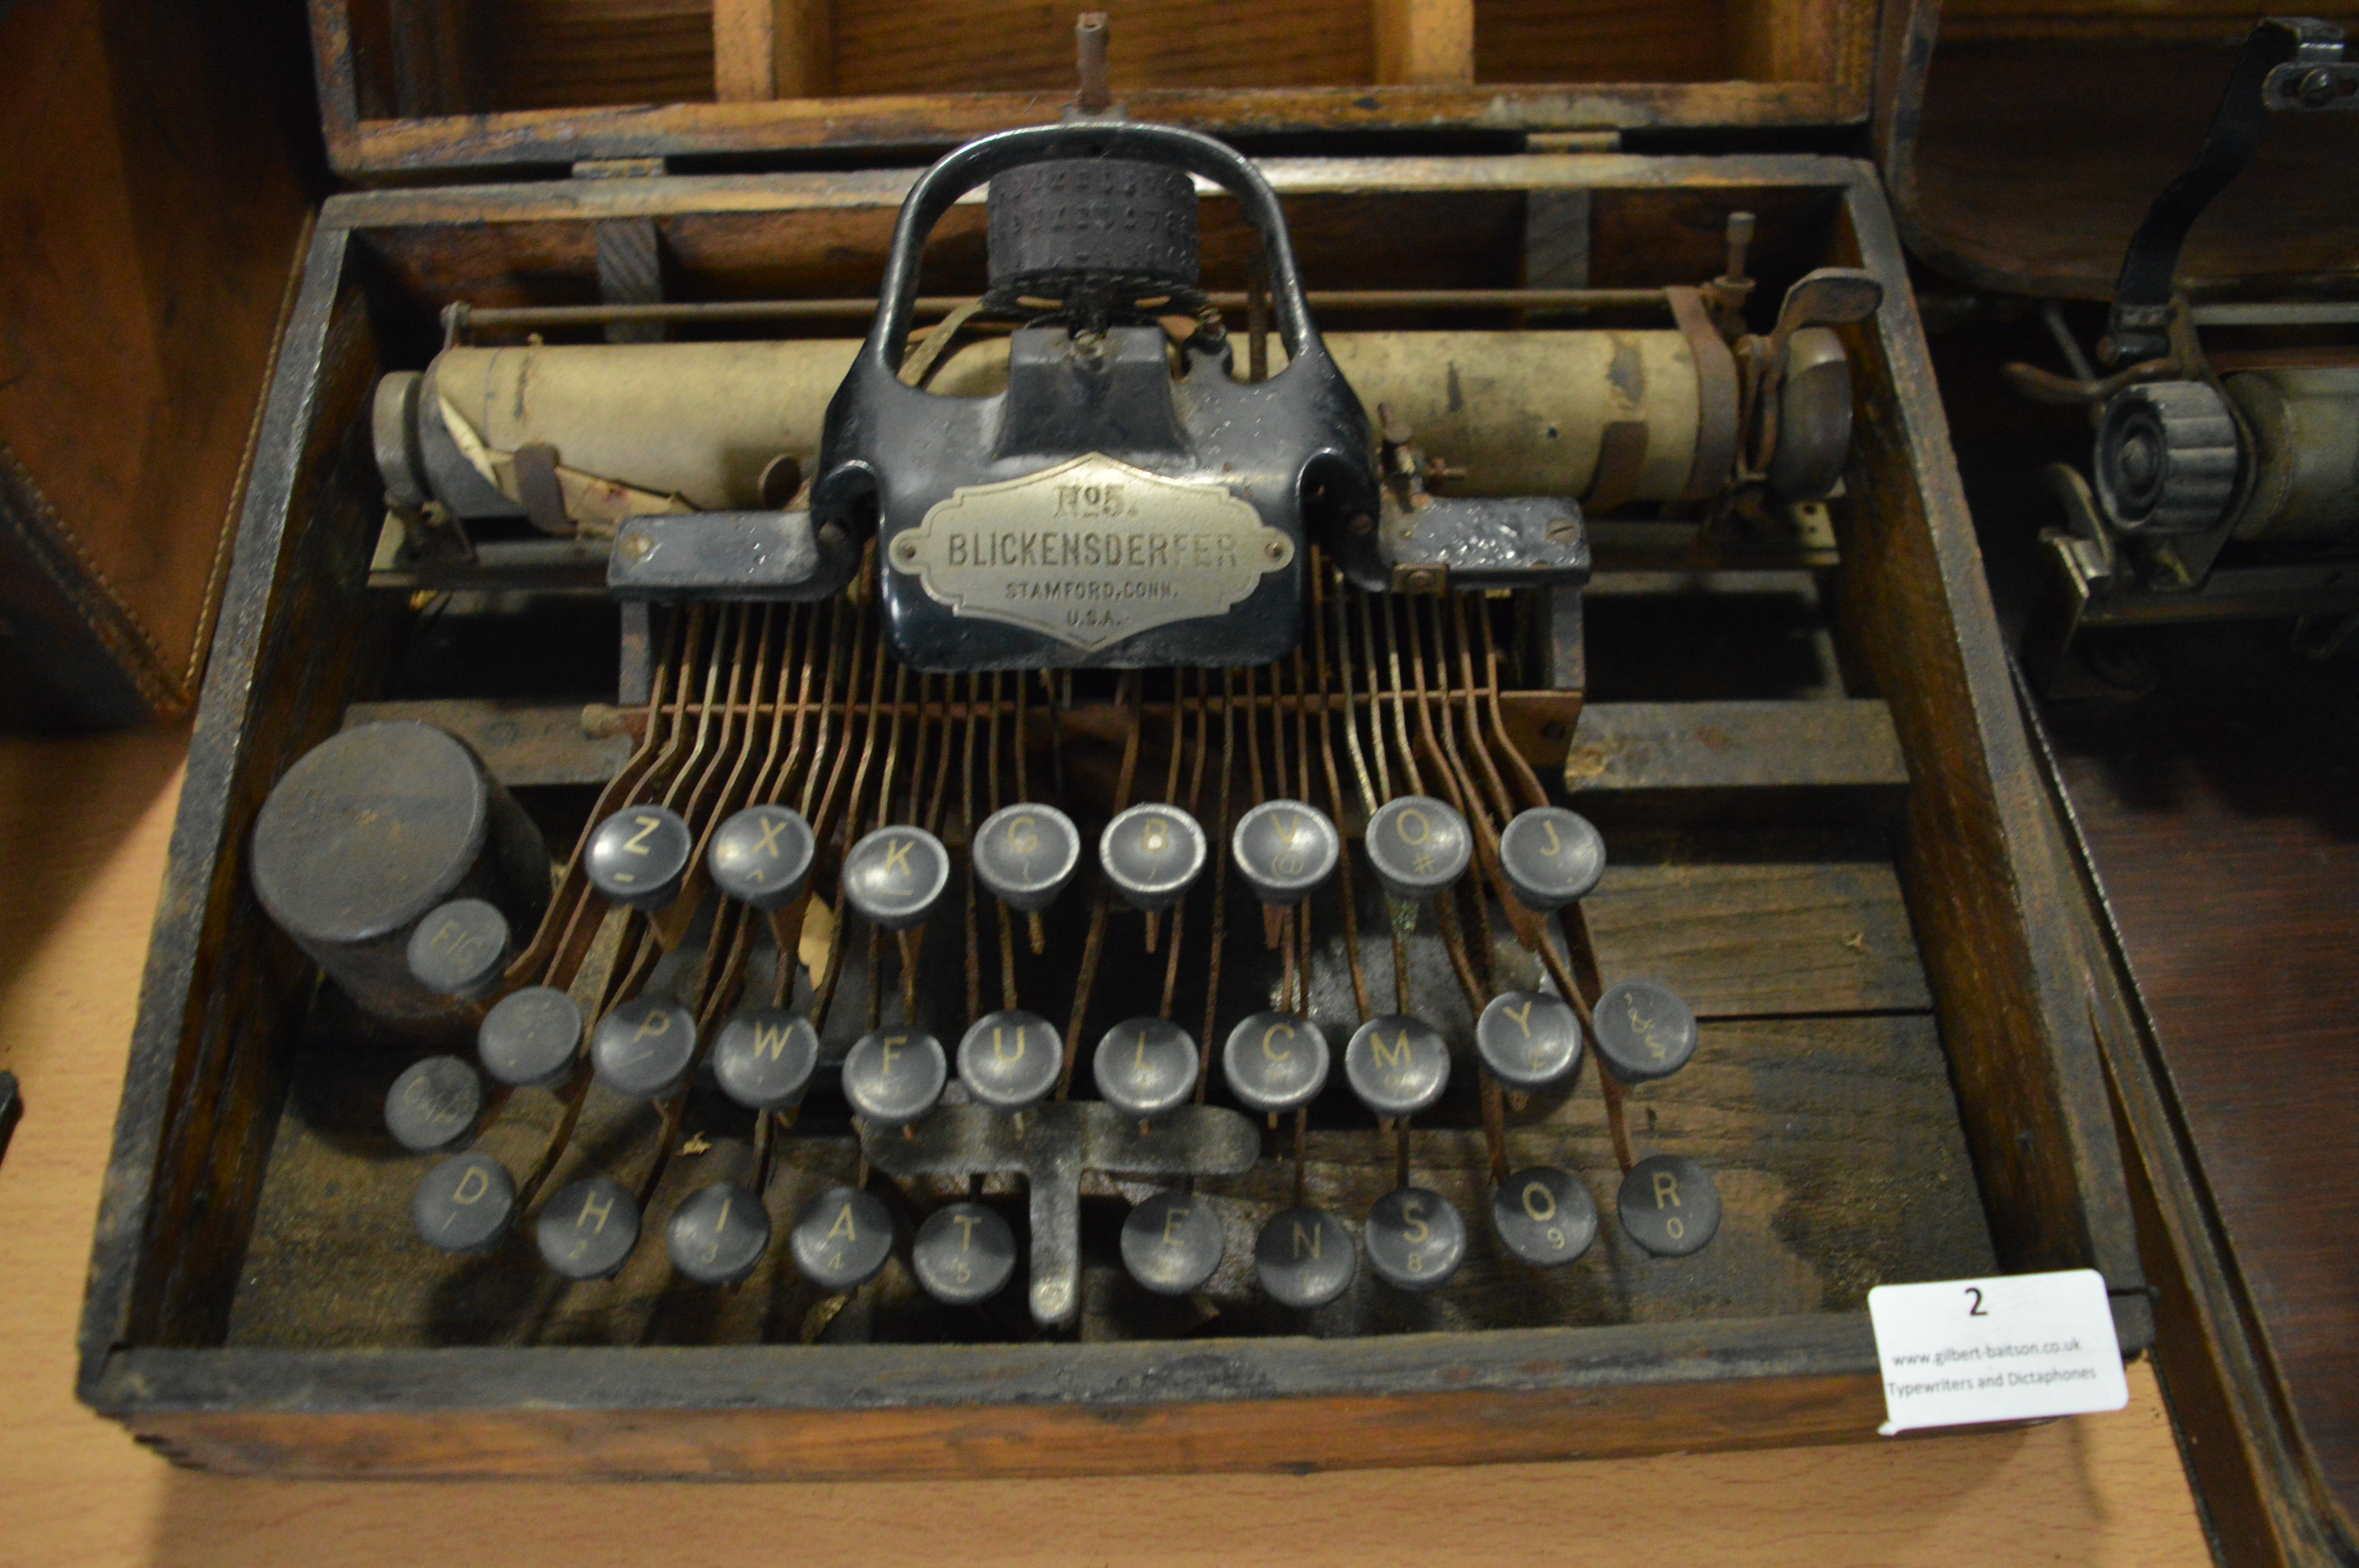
[607,511,860,600]
[1382,495,1590,591]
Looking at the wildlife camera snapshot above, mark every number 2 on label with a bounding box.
[1965,1287,1987,1316]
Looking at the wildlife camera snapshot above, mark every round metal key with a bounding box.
[1222,1011,1329,1116]
[536,1175,641,1280]
[1475,990,1584,1091]
[1254,1206,1355,1308]
[712,1009,819,1111]
[841,1027,947,1128]
[1491,1166,1598,1267]
[841,825,951,931]
[1364,1187,1466,1291]
[911,1202,1016,1305]
[405,898,510,1000]
[384,1054,483,1152]
[957,1010,1062,1114]
[1592,979,1697,1083]
[1343,1014,1452,1119]
[1497,806,1606,912]
[1365,795,1473,902]
[972,802,1082,913]
[477,985,583,1088]
[586,804,693,911]
[1099,803,1206,913]
[1121,1191,1225,1295]
[591,998,698,1099]
[1092,1016,1198,1121]
[412,1152,515,1254]
[791,1185,893,1290]
[1618,1155,1719,1257]
[708,804,816,911]
[667,1181,771,1286]
[1230,799,1340,909]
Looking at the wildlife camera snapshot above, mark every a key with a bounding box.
[1221,1011,1330,1116]
[708,804,816,911]
[841,1026,947,1128]
[790,1185,893,1290]
[1364,794,1472,902]
[1121,1190,1224,1295]
[1364,1186,1466,1290]
[1092,1017,1198,1122]
[1474,990,1584,1091]
[591,998,698,1099]
[1343,1014,1451,1119]
[1497,806,1606,913]
[405,898,510,1000]
[841,825,951,931]
[972,802,1082,914]
[1254,1206,1355,1308]
[476,985,583,1088]
[412,1152,515,1254]
[586,804,693,911]
[536,1176,640,1280]
[1618,1154,1719,1256]
[1592,979,1697,1083]
[1491,1166,1598,1267]
[712,1009,819,1111]
[911,1202,1016,1306]
[667,1181,770,1286]
[1230,799,1339,909]
[1099,803,1206,913]
[384,1054,483,1152]
[956,1010,1063,1114]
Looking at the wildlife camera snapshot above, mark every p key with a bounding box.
[591,998,698,1100]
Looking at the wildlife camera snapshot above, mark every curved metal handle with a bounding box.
[863,121,1323,373]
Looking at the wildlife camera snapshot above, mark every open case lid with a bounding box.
[1878,1,2359,299]
[310,0,1881,178]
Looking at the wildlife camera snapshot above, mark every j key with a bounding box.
[1121,1191,1224,1295]
[841,1027,947,1128]
[1491,1166,1598,1267]
[1497,806,1606,913]
[957,1010,1063,1113]
[708,805,816,911]
[1230,799,1340,909]
[842,825,951,931]
[1474,990,1584,1091]
[384,1054,483,1152]
[477,985,583,1088]
[586,804,693,911]
[668,1181,771,1286]
[1365,795,1472,902]
[791,1185,894,1290]
[1222,1011,1330,1116]
[405,898,510,1000]
[537,1176,640,1280]
[713,1009,820,1112]
[1254,1205,1356,1309]
[1364,1187,1466,1291]
[911,1202,1017,1306]
[1099,803,1207,913]
[1618,1155,1719,1257]
[972,802,1082,914]
[1592,980,1698,1083]
[413,1152,515,1254]
[591,998,698,1100]
[1343,1015,1451,1119]
[1092,1017,1199,1121]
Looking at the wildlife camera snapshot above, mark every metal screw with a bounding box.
[1349,513,1375,535]
[1266,540,1286,561]
[894,537,919,564]
[619,532,652,561]
[1405,569,1436,593]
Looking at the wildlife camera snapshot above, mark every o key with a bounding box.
[586,804,693,912]
[1365,1187,1466,1291]
[537,1176,641,1280]
[842,825,951,931]
[1121,1191,1225,1295]
[956,1010,1063,1113]
[1254,1206,1356,1308]
[668,1181,771,1286]
[1618,1155,1720,1257]
[1491,1166,1598,1267]
[791,1185,894,1290]
[708,805,816,911]
[1497,807,1606,913]
[1365,795,1472,902]
[911,1202,1016,1306]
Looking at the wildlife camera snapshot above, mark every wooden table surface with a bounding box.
[0,726,2217,1567]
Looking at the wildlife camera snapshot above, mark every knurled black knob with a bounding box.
[1222,1011,1329,1116]
[712,1009,819,1111]
[586,804,693,911]
[384,1054,483,1152]
[911,1202,1016,1305]
[1099,804,1206,913]
[1592,980,1697,1083]
[477,985,583,1088]
[1231,800,1340,909]
[537,1175,640,1280]
[972,803,1082,914]
[591,998,698,1100]
[708,805,816,911]
[1364,1187,1466,1291]
[412,1152,515,1254]
[1092,1017,1198,1120]
[841,1027,947,1128]
[667,1181,770,1286]
[1492,1166,1598,1267]
[1254,1205,1356,1308]
[1618,1155,1719,1257]
[1497,807,1605,913]
[1475,990,1584,1091]
[1365,795,1472,902]
[791,1185,893,1290]
[405,898,510,1000]
[957,1010,1063,1114]
[1343,1015,1451,1118]
[841,825,951,931]
[1121,1191,1225,1296]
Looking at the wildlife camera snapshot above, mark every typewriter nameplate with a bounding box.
[889,454,1294,651]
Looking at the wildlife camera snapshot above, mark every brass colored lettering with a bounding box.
[1161,1205,1192,1245]
[1291,1219,1321,1261]
[993,1024,1026,1064]
[754,815,787,858]
[1401,1197,1429,1244]
[825,1202,859,1242]
[631,1008,674,1043]
[1521,1181,1558,1223]
[879,837,914,880]
[951,1213,981,1250]
[1262,1022,1296,1062]
[1652,1171,1682,1209]
[623,813,664,855]
[1370,1029,1414,1073]
[1502,999,1535,1038]
[879,1034,906,1075]
[1397,808,1432,845]
[1539,818,1562,856]
[751,1020,794,1061]
[452,1167,490,1205]
[577,1186,614,1232]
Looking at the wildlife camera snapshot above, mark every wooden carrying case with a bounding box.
[78,0,2154,1478]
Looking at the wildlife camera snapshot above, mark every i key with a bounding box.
[668,1181,770,1286]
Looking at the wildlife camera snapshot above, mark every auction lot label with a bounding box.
[1868,1269,2128,1436]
